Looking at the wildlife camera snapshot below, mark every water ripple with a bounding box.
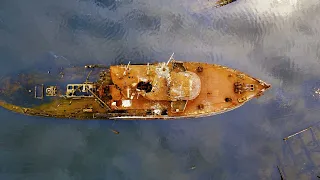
[94,0,120,11]
[122,9,161,33]
[65,14,127,40]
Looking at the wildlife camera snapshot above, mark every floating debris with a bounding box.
[283,127,312,141]
[110,129,120,134]
[215,0,238,7]
[313,88,320,97]
[277,166,284,180]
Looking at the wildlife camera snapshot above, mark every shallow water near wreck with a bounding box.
[1,0,320,179]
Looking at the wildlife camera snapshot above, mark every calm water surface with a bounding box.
[1,0,320,179]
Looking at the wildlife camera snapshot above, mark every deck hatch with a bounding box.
[34,84,44,99]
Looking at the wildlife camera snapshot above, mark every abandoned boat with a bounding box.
[0,56,271,120]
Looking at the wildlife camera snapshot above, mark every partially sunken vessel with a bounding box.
[0,56,271,120]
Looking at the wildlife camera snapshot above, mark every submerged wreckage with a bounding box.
[0,55,270,120]
[215,0,238,7]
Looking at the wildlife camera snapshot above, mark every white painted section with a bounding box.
[155,62,170,78]
[169,71,201,100]
[138,77,148,82]
[153,109,161,115]
[65,83,95,97]
[122,100,132,107]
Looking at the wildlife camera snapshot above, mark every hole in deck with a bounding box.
[137,81,153,93]
[161,109,168,115]
[225,98,232,102]
[197,66,203,72]
[197,104,204,110]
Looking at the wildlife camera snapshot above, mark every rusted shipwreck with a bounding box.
[0,56,271,120]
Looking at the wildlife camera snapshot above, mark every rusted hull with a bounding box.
[0,61,271,120]
[0,99,245,120]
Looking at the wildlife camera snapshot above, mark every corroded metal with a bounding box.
[215,0,238,7]
[0,60,271,120]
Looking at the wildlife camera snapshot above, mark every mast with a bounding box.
[123,61,131,76]
[166,52,175,65]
